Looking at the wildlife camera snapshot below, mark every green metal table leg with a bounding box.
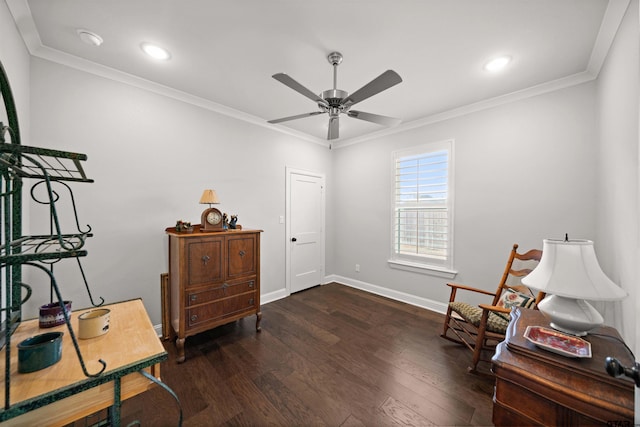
[111,377,121,427]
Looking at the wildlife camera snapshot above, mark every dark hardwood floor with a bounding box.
[121,283,495,426]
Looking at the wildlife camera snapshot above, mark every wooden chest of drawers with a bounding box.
[166,227,262,362]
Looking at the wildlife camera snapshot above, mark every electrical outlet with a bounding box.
[355,264,360,272]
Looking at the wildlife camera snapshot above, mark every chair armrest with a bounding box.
[478,304,511,314]
[446,282,496,297]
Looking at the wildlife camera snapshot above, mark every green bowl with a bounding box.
[17,332,63,373]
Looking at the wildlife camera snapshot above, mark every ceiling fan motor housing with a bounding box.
[321,89,348,108]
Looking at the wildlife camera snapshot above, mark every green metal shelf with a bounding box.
[0,143,93,183]
[0,234,91,265]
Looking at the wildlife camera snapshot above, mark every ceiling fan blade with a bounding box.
[328,116,339,140]
[347,110,402,127]
[272,73,329,107]
[268,111,324,124]
[342,70,402,107]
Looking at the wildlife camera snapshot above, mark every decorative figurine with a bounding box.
[229,215,238,229]
[222,213,229,230]
[175,220,192,232]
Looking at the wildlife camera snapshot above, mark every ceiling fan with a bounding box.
[268,52,403,140]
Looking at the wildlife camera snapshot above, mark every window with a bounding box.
[390,140,454,274]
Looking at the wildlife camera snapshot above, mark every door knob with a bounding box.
[291,237,297,242]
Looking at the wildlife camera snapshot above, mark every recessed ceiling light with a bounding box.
[141,42,171,60]
[76,29,103,47]
[484,56,511,72]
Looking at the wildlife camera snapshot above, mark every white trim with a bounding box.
[5,0,627,149]
[4,2,327,147]
[587,0,632,75]
[159,276,446,335]
[261,288,289,305]
[285,167,326,296]
[324,274,449,315]
[390,139,455,271]
[335,72,596,149]
[387,259,457,279]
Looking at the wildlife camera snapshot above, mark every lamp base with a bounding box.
[537,295,604,336]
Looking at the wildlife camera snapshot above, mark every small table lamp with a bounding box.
[199,189,223,231]
[199,189,220,207]
[522,237,627,336]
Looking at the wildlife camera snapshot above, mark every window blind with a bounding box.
[393,146,451,266]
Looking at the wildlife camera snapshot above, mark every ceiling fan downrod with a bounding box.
[328,51,342,89]
[322,52,348,112]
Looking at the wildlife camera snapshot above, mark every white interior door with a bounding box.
[287,168,325,294]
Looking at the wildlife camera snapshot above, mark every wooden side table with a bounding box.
[0,299,168,426]
[492,308,634,426]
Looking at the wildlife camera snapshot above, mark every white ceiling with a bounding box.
[5,0,629,146]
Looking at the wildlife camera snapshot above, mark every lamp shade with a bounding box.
[522,239,626,301]
[199,189,220,205]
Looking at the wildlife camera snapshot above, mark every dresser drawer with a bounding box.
[186,278,257,306]
[186,292,257,328]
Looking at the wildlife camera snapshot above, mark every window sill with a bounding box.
[387,259,458,279]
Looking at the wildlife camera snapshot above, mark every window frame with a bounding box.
[388,139,457,278]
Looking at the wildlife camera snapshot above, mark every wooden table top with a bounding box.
[503,308,636,380]
[1,298,166,408]
[165,226,262,237]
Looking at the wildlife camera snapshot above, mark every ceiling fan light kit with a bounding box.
[269,52,403,140]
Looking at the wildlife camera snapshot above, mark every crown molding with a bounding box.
[333,0,630,149]
[587,0,631,75]
[5,0,328,148]
[334,70,596,149]
[6,0,626,150]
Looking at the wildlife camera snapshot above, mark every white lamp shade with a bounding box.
[522,239,626,301]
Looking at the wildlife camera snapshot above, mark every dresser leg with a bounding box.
[176,337,186,363]
[256,311,262,332]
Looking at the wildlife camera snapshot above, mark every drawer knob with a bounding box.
[190,295,197,302]
[248,281,254,288]
[190,314,198,322]
[248,298,254,305]
[239,250,246,258]
[202,255,210,265]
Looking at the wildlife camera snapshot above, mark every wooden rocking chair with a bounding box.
[441,244,544,374]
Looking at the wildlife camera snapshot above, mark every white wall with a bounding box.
[23,57,332,325]
[594,0,639,417]
[1,0,30,322]
[0,0,29,137]
[596,0,638,344]
[3,0,637,356]
[331,82,598,312]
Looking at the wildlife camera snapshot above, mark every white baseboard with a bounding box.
[153,277,448,335]
[324,274,448,315]
[261,287,289,305]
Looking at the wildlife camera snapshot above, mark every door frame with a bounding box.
[285,166,326,296]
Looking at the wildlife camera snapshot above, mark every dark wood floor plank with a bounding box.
[252,371,326,425]
[121,282,494,426]
[380,396,436,427]
[321,349,474,426]
[274,366,354,425]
